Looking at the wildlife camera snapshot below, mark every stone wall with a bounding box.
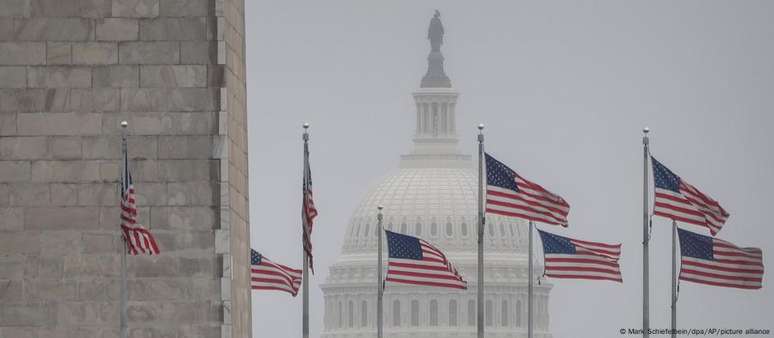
[216,0,251,337]
[0,0,250,337]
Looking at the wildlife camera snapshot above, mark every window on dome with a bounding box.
[488,222,495,237]
[461,221,468,236]
[509,223,515,237]
[361,300,368,327]
[516,300,522,327]
[485,300,493,326]
[500,223,505,237]
[446,221,453,236]
[348,300,354,328]
[449,299,458,326]
[410,300,419,326]
[431,221,438,236]
[401,222,407,234]
[415,223,422,236]
[393,300,401,327]
[338,301,343,328]
[354,223,360,237]
[363,223,369,238]
[429,300,438,326]
[387,223,393,231]
[467,300,475,326]
[501,300,508,327]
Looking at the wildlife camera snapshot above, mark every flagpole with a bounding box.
[302,123,310,338]
[376,205,384,338]
[476,124,485,338]
[671,219,677,338]
[528,220,534,338]
[302,245,309,338]
[642,127,650,338]
[119,121,128,338]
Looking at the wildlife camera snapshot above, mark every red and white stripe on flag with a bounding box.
[385,231,467,290]
[251,250,302,296]
[302,144,318,272]
[651,157,729,236]
[538,229,623,283]
[120,185,160,255]
[485,153,570,226]
[678,228,763,290]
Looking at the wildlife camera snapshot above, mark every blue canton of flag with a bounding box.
[652,158,681,192]
[387,232,424,260]
[678,229,714,259]
[486,154,520,192]
[539,231,577,255]
[251,250,263,265]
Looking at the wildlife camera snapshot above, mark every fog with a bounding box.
[246,1,774,337]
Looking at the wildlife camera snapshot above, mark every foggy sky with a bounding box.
[245,1,774,337]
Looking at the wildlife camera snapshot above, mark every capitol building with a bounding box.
[320,13,552,338]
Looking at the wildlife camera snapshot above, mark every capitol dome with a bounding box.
[321,13,552,338]
[341,161,527,256]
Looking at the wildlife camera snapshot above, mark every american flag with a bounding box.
[120,144,159,255]
[485,153,570,226]
[302,142,318,272]
[251,249,302,296]
[652,157,729,236]
[678,228,764,290]
[384,230,467,290]
[537,229,623,283]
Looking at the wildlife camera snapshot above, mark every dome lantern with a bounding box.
[404,11,467,169]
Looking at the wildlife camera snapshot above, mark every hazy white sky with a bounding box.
[246,1,774,337]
